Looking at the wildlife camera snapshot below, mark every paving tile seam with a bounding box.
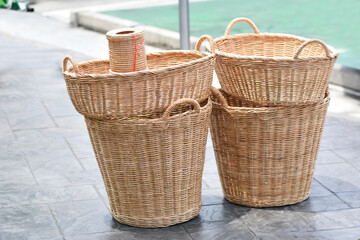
[290,208,352,213]
[46,203,65,239]
[296,211,360,232]
[64,137,86,171]
[47,199,110,209]
[21,151,41,186]
[190,219,240,224]
[332,190,360,194]
[0,109,16,139]
[0,186,96,193]
[13,128,86,135]
[237,218,260,239]
[201,180,210,189]
[180,225,195,240]
[290,195,353,211]
[332,149,360,172]
[290,225,360,233]
[322,145,359,151]
[0,197,102,207]
[32,182,105,188]
[0,184,101,192]
[325,146,360,151]
[332,192,356,209]
[12,126,63,132]
[41,100,60,128]
[313,175,349,196]
[92,184,111,211]
[59,230,126,238]
[58,227,132,237]
[316,161,348,165]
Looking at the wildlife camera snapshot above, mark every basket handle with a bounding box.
[225,18,260,37]
[195,35,215,54]
[63,56,79,74]
[294,39,331,59]
[210,87,229,108]
[161,98,201,120]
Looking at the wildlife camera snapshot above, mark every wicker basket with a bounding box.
[214,18,338,106]
[210,87,329,207]
[63,35,215,118]
[106,28,147,73]
[85,98,211,228]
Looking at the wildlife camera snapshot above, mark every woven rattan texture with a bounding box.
[210,88,329,207]
[63,36,215,119]
[214,18,338,106]
[106,28,147,73]
[85,98,212,228]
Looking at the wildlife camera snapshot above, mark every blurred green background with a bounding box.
[102,0,359,69]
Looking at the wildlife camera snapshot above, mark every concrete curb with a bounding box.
[72,11,199,49]
[330,65,360,92]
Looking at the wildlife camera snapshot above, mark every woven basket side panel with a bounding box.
[85,103,211,227]
[214,34,337,105]
[64,55,214,118]
[64,61,109,115]
[210,97,329,207]
[108,33,147,73]
[215,56,336,105]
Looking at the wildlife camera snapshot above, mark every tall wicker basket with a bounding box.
[214,18,338,106]
[63,35,215,118]
[85,98,212,228]
[210,88,329,207]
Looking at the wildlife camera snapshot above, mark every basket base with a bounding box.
[111,205,201,228]
[224,192,310,208]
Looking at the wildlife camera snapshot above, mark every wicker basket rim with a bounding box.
[87,98,211,123]
[106,27,144,40]
[214,98,329,113]
[212,88,330,114]
[63,50,214,79]
[214,33,338,60]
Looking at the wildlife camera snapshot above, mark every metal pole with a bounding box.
[179,0,190,50]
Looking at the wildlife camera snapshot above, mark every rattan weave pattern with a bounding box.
[106,28,147,73]
[63,35,215,118]
[85,98,212,227]
[214,18,338,106]
[210,88,329,207]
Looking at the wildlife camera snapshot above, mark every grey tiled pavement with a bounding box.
[1,33,360,240]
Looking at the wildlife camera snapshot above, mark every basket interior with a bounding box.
[67,52,207,75]
[216,34,332,58]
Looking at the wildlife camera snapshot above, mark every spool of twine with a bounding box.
[106,28,147,73]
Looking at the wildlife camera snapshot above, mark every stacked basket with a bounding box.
[63,30,215,227]
[211,18,338,207]
[62,18,339,227]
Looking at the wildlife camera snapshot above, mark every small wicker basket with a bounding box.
[63,35,215,118]
[210,87,329,207]
[85,98,211,228]
[106,28,147,73]
[214,18,338,106]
